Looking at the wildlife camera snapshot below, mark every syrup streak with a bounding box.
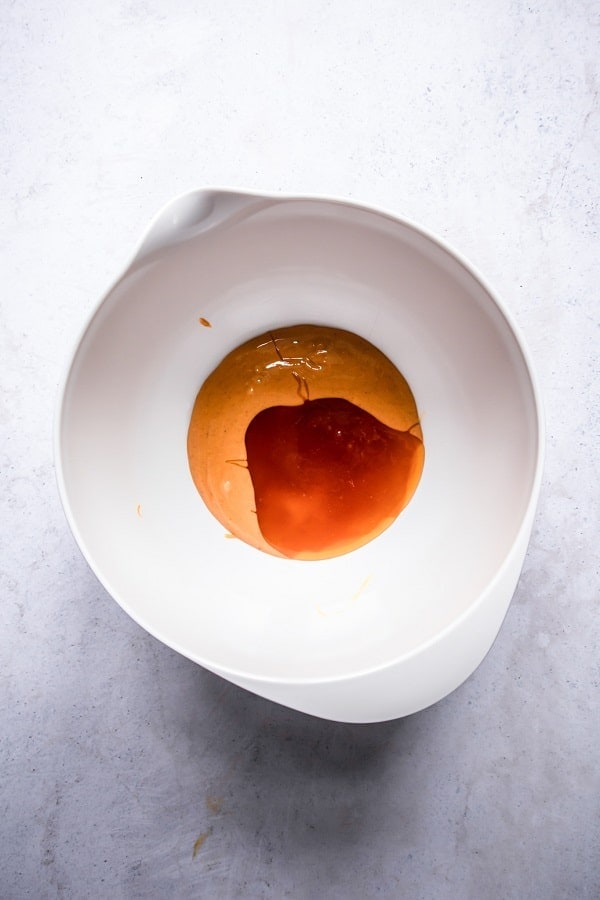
[225,458,248,468]
[292,371,310,401]
[262,332,326,372]
[315,577,371,618]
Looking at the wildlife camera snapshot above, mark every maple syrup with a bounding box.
[187,325,424,560]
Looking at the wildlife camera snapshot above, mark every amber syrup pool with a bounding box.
[187,324,424,560]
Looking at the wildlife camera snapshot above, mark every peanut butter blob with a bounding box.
[187,325,424,560]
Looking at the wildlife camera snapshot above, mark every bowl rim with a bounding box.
[54,186,546,686]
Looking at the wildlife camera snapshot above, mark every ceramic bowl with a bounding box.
[55,189,543,722]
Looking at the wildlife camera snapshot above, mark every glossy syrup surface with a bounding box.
[245,396,423,557]
[187,324,424,560]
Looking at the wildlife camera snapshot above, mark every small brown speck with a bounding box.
[192,829,211,859]
[224,533,237,540]
[198,317,212,328]
[136,504,142,518]
[206,795,223,814]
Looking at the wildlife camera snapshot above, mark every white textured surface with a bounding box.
[2,2,598,898]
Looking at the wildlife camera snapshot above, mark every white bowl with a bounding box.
[55,189,544,722]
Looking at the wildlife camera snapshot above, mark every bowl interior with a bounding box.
[58,198,540,681]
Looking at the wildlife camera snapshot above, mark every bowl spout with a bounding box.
[133,188,268,263]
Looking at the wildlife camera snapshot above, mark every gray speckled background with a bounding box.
[2,1,599,897]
